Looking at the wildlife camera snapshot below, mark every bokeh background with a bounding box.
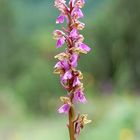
[0,0,140,140]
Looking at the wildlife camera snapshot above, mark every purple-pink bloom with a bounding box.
[74,90,87,103]
[61,60,70,70]
[54,60,70,70]
[54,61,62,69]
[58,103,70,114]
[72,7,84,18]
[56,37,65,48]
[78,43,91,52]
[60,76,67,87]
[73,76,81,87]
[70,28,79,38]
[56,15,65,24]
[71,54,78,67]
[63,70,73,80]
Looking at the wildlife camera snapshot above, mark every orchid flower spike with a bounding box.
[53,0,92,139]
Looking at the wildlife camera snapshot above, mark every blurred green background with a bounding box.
[0,0,140,140]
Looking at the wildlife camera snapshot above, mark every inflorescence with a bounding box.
[53,0,91,138]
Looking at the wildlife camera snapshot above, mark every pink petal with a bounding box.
[71,54,78,67]
[70,28,78,38]
[58,104,70,114]
[61,60,70,70]
[60,76,68,88]
[56,37,65,48]
[73,77,81,87]
[56,15,65,24]
[75,8,84,18]
[54,61,62,68]
[63,70,73,80]
[79,43,91,52]
[71,6,84,19]
[74,90,87,103]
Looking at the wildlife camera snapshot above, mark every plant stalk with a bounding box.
[68,106,76,140]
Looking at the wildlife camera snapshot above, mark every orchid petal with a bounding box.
[73,77,81,87]
[79,43,91,52]
[58,104,70,114]
[71,54,78,67]
[56,37,65,48]
[70,28,78,38]
[56,15,65,24]
[74,90,87,103]
[63,70,73,80]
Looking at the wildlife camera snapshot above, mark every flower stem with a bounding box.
[68,106,76,140]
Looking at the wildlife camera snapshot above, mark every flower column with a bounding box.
[53,0,91,140]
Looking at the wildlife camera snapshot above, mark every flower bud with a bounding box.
[54,52,70,60]
[53,30,65,39]
[75,21,85,30]
[75,0,85,8]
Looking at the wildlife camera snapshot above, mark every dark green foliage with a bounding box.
[86,0,140,90]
